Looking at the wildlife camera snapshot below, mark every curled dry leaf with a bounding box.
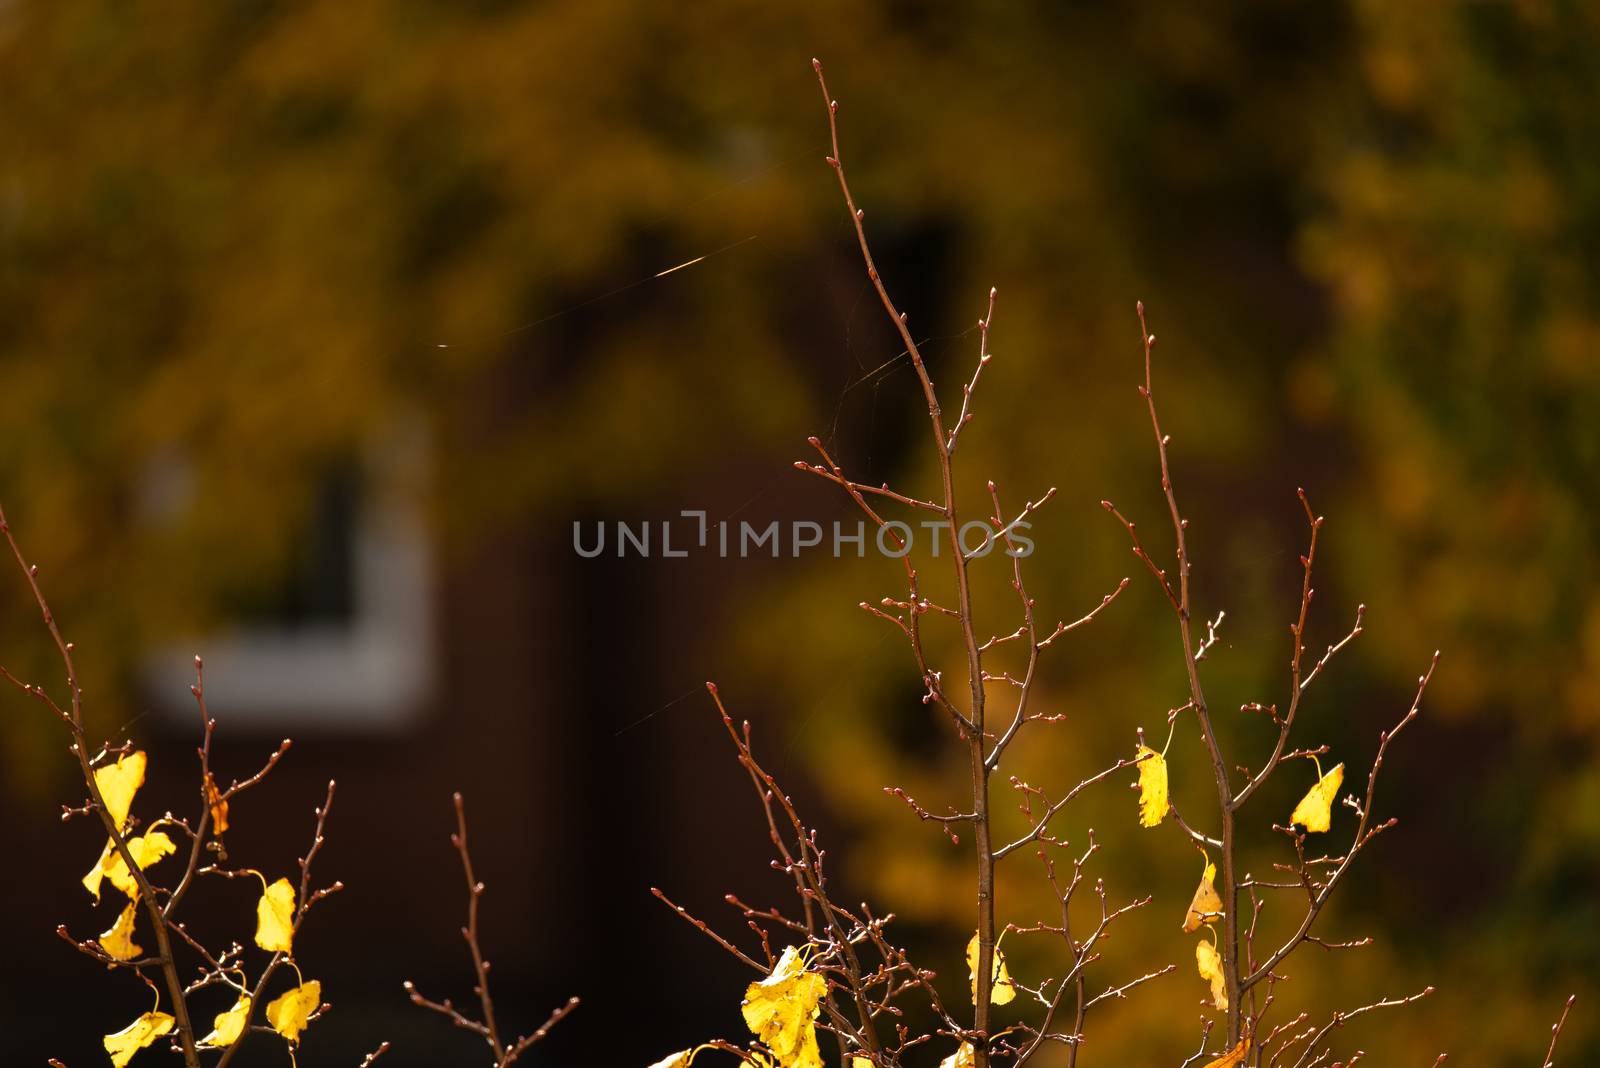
[103,1010,174,1068]
[966,932,1017,1006]
[741,945,825,1068]
[1202,1036,1251,1068]
[266,979,321,1042]
[197,994,252,1048]
[1290,761,1345,834]
[205,772,230,835]
[1183,860,1223,933]
[1135,744,1168,828]
[254,876,296,953]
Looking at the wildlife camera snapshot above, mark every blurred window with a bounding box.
[142,423,435,732]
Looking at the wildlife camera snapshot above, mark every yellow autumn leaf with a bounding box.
[99,902,143,962]
[103,1010,174,1068]
[850,1058,872,1068]
[84,830,177,902]
[648,1046,726,1068]
[265,979,321,1042]
[965,933,1016,1006]
[106,831,177,900]
[1134,745,1168,827]
[1183,861,1223,933]
[255,877,296,953]
[95,751,147,832]
[1196,938,1228,1011]
[197,994,252,1049]
[1202,1037,1251,1068]
[82,837,117,900]
[1289,762,1345,833]
[938,1043,976,1068]
[741,945,826,1068]
[205,772,230,835]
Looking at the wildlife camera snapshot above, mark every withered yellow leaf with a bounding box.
[255,877,296,953]
[1202,1037,1251,1068]
[741,945,826,1068]
[96,751,147,832]
[965,932,1016,1006]
[197,994,252,1049]
[938,1043,975,1068]
[1134,745,1168,828]
[265,979,321,1042]
[99,902,143,961]
[205,772,230,835]
[1183,861,1223,933]
[103,1010,174,1068]
[105,831,177,900]
[849,1058,873,1068]
[1289,762,1345,833]
[1196,939,1228,1011]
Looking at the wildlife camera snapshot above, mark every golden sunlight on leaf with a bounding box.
[965,932,1016,1006]
[103,1011,174,1068]
[1183,860,1223,933]
[1289,761,1345,833]
[265,979,321,1042]
[1196,938,1227,1011]
[84,830,177,902]
[205,772,230,835]
[105,831,177,900]
[83,849,109,900]
[647,1045,720,1068]
[1201,1036,1251,1068]
[938,1043,976,1068]
[741,945,826,1068]
[255,877,296,953]
[1134,745,1168,828]
[98,901,142,962]
[95,751,147,832]
[197,994,252,1049]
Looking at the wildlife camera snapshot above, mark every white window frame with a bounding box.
[143,422,435,732]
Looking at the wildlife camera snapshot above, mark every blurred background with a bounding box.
[1,1,1596,1065]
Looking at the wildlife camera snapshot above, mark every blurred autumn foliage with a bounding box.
[1,1,1596,1065]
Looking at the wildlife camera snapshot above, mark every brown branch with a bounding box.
[406,793,578,1066]
[1284,986,1433,1068]
[1541,995,1576,1068]
[813,57,999,1063]
[0,503,204,1068]
[1108,304,1243,1041]
[1233,491,1364,809]
[1244,654,1439,991]
[214,779,341,1068]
